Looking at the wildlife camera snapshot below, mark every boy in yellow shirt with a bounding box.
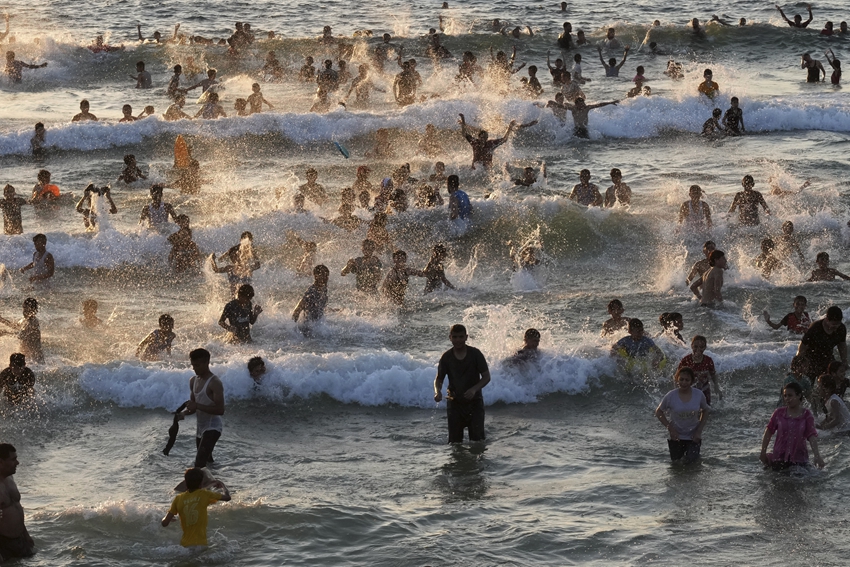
[162,468,231,547]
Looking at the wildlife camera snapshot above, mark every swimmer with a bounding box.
[298,167,327,206]
[292,265,329,323]
[754,238,782,278]
[317,59,340,93]
[775,220,806,265]
[825,49,841,85]
[0,354,35,405]
[72,99,98,122]
[4,50,46,83]
[611,318,665,369]
[655,367,709,464]
[162,468,231,548]
[514,167,538,187]
[603,27,622,50]
[764,295,811,334]
[0,184,28,235]
[130,60,152,88]
[776,3,813,28]
[345,64,384,107]
[458,113,516,170]
[686,240,716,286]
[30,122,46,158]
[572,53,590,84]
[0,297,43,363]
[597,45,629,77]
[701,108,723,136]
[664,59,684,80]
[247,357,266,384]
[691,18,706,38]
[186,69,219,94]
[80,299,101,329]
[76,184,117,230]
[429,162,448,186]
[447,175,472,221]
[423,244,455,294]
[561,97,618,139]
[393,59,420,106]
[801,53,825,83]
[118,154,146,183]
[602,300,630,336]
[722,97,745,135]
[808,252,850,282]
[415,184,443,208]
[729,174,770,226]
[507,328,542,364]
[569,169,602,206]
[195,92,226,119]
[300,56,316,81]
[382,250,425,305]
[139,185,178,228]
[576,30,587,45]
[604,168,631,207]
[546,51,567,87]
[691,250,726,306]
[509,241,541,271]
[524,65,543,97]
[341,239,383,295]
[211,235,261,297]
[220,284,262,343]
[658,312,685,345]
[164,95,191,121]
[136,314,176,361]
[167,65,186,99]
[31,169,58,202]
[18,235,53,293]
[418,124,442,157]
[285,231,317,277]
[678,185,712,230]
[678,335,721,404]
[698,69,719,99]
[119,104,154,122]
[247,83,273,114]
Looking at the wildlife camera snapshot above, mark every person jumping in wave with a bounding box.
[458,113,516,170]
[702,108,722,136]
[560,97,618,139]
[4,50,46,83]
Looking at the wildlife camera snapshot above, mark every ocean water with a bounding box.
[1,0,850,564]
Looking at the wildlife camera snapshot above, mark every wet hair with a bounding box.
[123,154,135,164]
[237,284,255,298]
[189,348,211,362]
[659,312,682,328]
[761,238,775,253]
[742,174,755,186]
[608,299,623,310]
[0,444,16,459]
[528,65,537,74]
[704,68,713,76]
[731,96,739,104]
[573,53,582,63]
[159,314,174,327]
[447,174,459,191]
[247,356,265,372]
[691,334,707,347]
[628,318,643,331]
[33,233,47,245]
[816,251,829,263]
[579,169,590,177]
[136,61,145,70]
[35,122,44,131]
[449,323,467,335]
[150,184,164,195]
[636,65,644,75]
[240,231,254,241]
[783,381,803,398]
[524,328,541,340]
[826,306,843,322]
[9,353,25,367]
[37,169,50,182]
[23,297,38,313]
[794,295,807,305]
[675,366,695,383]
[827,361,843,374]
[703,240,716,250]
[313,264,330,278]
[712,108,721,118]
[708,250,725,266]
[174,64,182,73]
[184,467,204,491]
[610,168,621,177]
[392,250,408,262]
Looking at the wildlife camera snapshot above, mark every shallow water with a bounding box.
[1,0,850,564]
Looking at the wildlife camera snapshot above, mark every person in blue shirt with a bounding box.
[447,175,471,220]
[611,318,665,370]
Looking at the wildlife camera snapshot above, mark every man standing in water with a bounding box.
[434,324,491,443]
[0,444,34,561]
[729,174,770,226]
[178,349,224,468]
[797,306,847,379]
[559,97,618,138]
[801,53,825,83]
[458,113,516,169]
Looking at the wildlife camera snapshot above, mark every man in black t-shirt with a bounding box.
[219,284,262,343]
[434,324,491,443]
[797,306,847,378]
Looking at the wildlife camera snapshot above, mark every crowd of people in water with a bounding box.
[1,3,850,558]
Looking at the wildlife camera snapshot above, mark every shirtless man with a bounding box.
[776,3,813,28]
[561,97,618,139]
[186,69,218,94]
[686,240,716,286]
[691,250,727,307]
[298,168,327,206]
[0,444,33,561]
[801,53,825,83]
[0,184,28,235]
[678,185,712,231]
[569,169,602,206]
[341,239,382,295]
[598,45,629,77]
[729,174,770,226]
[458,113,516,169]
[130,61,152,89]
[72,99,98,122]
[604,168,631,207]
[4,51,46,83]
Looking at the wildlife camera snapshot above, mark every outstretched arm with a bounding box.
[587,100,619,109]
[597,46,608,69]
[803,4,813,27]
[616,47,630,70]
[775,5,793,25]
[137,24,143,41]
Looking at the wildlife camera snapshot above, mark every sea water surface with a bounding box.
[1,0,850,564]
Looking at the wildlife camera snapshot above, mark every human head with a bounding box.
[173,64,182,74]
[150,184,164,202]
[579,169,591,183]
[607,28,616,39]
[313,264,330,285]
[782,380,803,402]
[608,299,624,315]
[35,122,44,134]
[739,18,747,26]
[248,356,266,380]
[237,284,255,301]
[362,239,377,256]
[793,295,807,310]
[712,108,721,118]
[5,51,12,62]
[691,335,707,353]
[252,82,261,93]
[825,306,843,323]
[609,57,617,67]
[392,250,408,265]
[761,238,775,254]
[610,168,622,182]
[82,299,98,316]
[554,92,565,103]
[184,467,204,491]
[574,97,586,108]
[636,65,645,76]
[818,374,837,397]
[449,324,468,347]
[158,314,174,331]
[742,174,754,189]
[9,353,25,368]
[563,22,572,32]
[703,240,716,256]
[708,250,725,267]
[689,185,703,200]
[447,174,459,193]
[627,318,644,338]
[0,444,18,477]
[189,348,211,375]
[524,328,541,349]
[124,154,136,165]
[675,366,695,387]
[841,22,848,33]
[528,65,537,76]
[136,61,145,71]
[730,96,739,107]
[32,234,47,251]
[37,169,51,184]
[574,53,582,63]
[23,297,38,317]
[816,251,830,267]
[208,69,217,79]
[3,184,15,199]
[306,167,318,181]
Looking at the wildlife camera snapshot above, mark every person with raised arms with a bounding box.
[458,113,516,170]
[776,3,813,28]
[4,51,46,83]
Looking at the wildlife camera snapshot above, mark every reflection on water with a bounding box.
[434,442,489,502]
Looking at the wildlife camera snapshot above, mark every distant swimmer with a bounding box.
[546,51,567,87]
[458,113,516,170]
[75,184,117,230]
[4,50,46,83]
[754,238,782,278]
[691,250,726,307]
[220,284,262,343]
[0,354,35,405]
[505,328,541,365]
[569,169,602,206]
[119,104,153,123]
[345,64,385,107]
[211,232,261,296]
[698,69,719,99]
[129,60,152,89]
[89,35,123,53]
[168,214,202,273]
[136,314,176,361]
[0,297,43,363]
[597,45,629,77]
[72,99,98,122]
[664,59,684,80]
[686,240,716,286]
[776,3,813,28]
[514,166,538,187]
[139,184,178,228]
[576,30,588,45]
[0,184,28,235]
[298,167,327,206]
[381,250,425,305]
[393,59,420,106]
[317,59,340,93]
[176,348,225,468]
[775,221,806,265]
[560,97,618,139]
[417,124,442,157]
[447,175,472,221]
[701,108,722,136]
[729,174,770,226]
[604,168,631,207]
[292,265,329,323]
[162,467,231,548]
[31,169,58,203]
[137,23,181,44]
[523,65,543,97]
[572,53,589,84]
[0,444,35,559]
[603,27,622,50]
[80,299,101,329]
[678,185,713,231]
[433,323,491,443]
[801,53,825,83]
[299,56,316,81]
[808,252,850,282]
[825,49,841,85]
[764,295,811,334]
[247,83,273,114]
[691,18,706,38]
[722,97,745,135]
[167,65,186,99]
[341,239,382,295]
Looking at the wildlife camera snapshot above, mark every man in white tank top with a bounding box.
[180,348,224,468]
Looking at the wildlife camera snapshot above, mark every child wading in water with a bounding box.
[162,467,231,548]
[677,335,722,404]
[655,367,710,464]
